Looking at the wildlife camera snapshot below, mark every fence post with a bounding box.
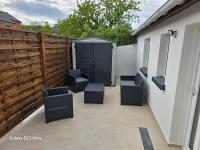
[40,32,47,85]
[66,37,71,70]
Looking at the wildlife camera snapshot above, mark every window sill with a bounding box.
[152,76,165,90]
[140,67,148,77]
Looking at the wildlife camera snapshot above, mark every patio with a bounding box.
[0,80,181,150]
[1,0,200,149]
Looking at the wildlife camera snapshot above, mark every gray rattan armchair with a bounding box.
[120,73,144,106]
[68,69,89,93]
[42,85,73,123]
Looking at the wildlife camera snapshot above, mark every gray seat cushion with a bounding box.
[120,80,136,86]
[76,77,88,83]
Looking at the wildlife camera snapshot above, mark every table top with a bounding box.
[85,83,104,92]
[120,80,136,86]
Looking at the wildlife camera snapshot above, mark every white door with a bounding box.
[184,51,200,150]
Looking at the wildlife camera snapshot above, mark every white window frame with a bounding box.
[142,38,151,68]
[157,33,170,77]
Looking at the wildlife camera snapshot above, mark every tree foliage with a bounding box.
[96,24,134,46]
[41,22,54,34]
[22,22,56,35]
[21,24,34,31]
[21,0,140,45]
[99,0,139,27]
[58,0,140,45]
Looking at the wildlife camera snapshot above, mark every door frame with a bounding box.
[183,25,200,150]
[183,55,200,150]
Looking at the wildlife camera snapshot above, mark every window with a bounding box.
[143,38,151,67]
[152,33,170,91]
[140,38,151,77]
[157,33,170,76]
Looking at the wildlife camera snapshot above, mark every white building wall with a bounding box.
[116,45,137,76]
[111,43,117,86]
[136,2,200,145]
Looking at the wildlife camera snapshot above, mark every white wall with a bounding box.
[111,43,117,86]
[116,44,137,76]
[136,2,200,145]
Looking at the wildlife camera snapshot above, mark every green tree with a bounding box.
[58,0,140,45]
[22,22,57,35]
[41,22,54,34]
[21,24,33,31]
[21,21,43,32]
[58,14,84,38]
[99,0,140,27]
[95,24,134,45]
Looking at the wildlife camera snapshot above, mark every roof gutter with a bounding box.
[132,0,186,36]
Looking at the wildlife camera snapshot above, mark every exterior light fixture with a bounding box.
[168,30,177,38]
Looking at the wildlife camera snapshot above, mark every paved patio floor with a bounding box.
[0,83,181,150]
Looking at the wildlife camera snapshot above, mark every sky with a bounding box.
[0,0,168,29]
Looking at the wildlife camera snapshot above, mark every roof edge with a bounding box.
[0,11,21,23]
[132,0,186,36]
[75,37,113,44]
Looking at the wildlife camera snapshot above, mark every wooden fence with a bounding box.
[0,27,71,137]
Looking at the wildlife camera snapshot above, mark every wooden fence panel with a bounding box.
[42,34,70,87]
[0,27,71,137]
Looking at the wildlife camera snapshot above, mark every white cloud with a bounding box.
[0,0,168,28]
[0,0,77,24]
